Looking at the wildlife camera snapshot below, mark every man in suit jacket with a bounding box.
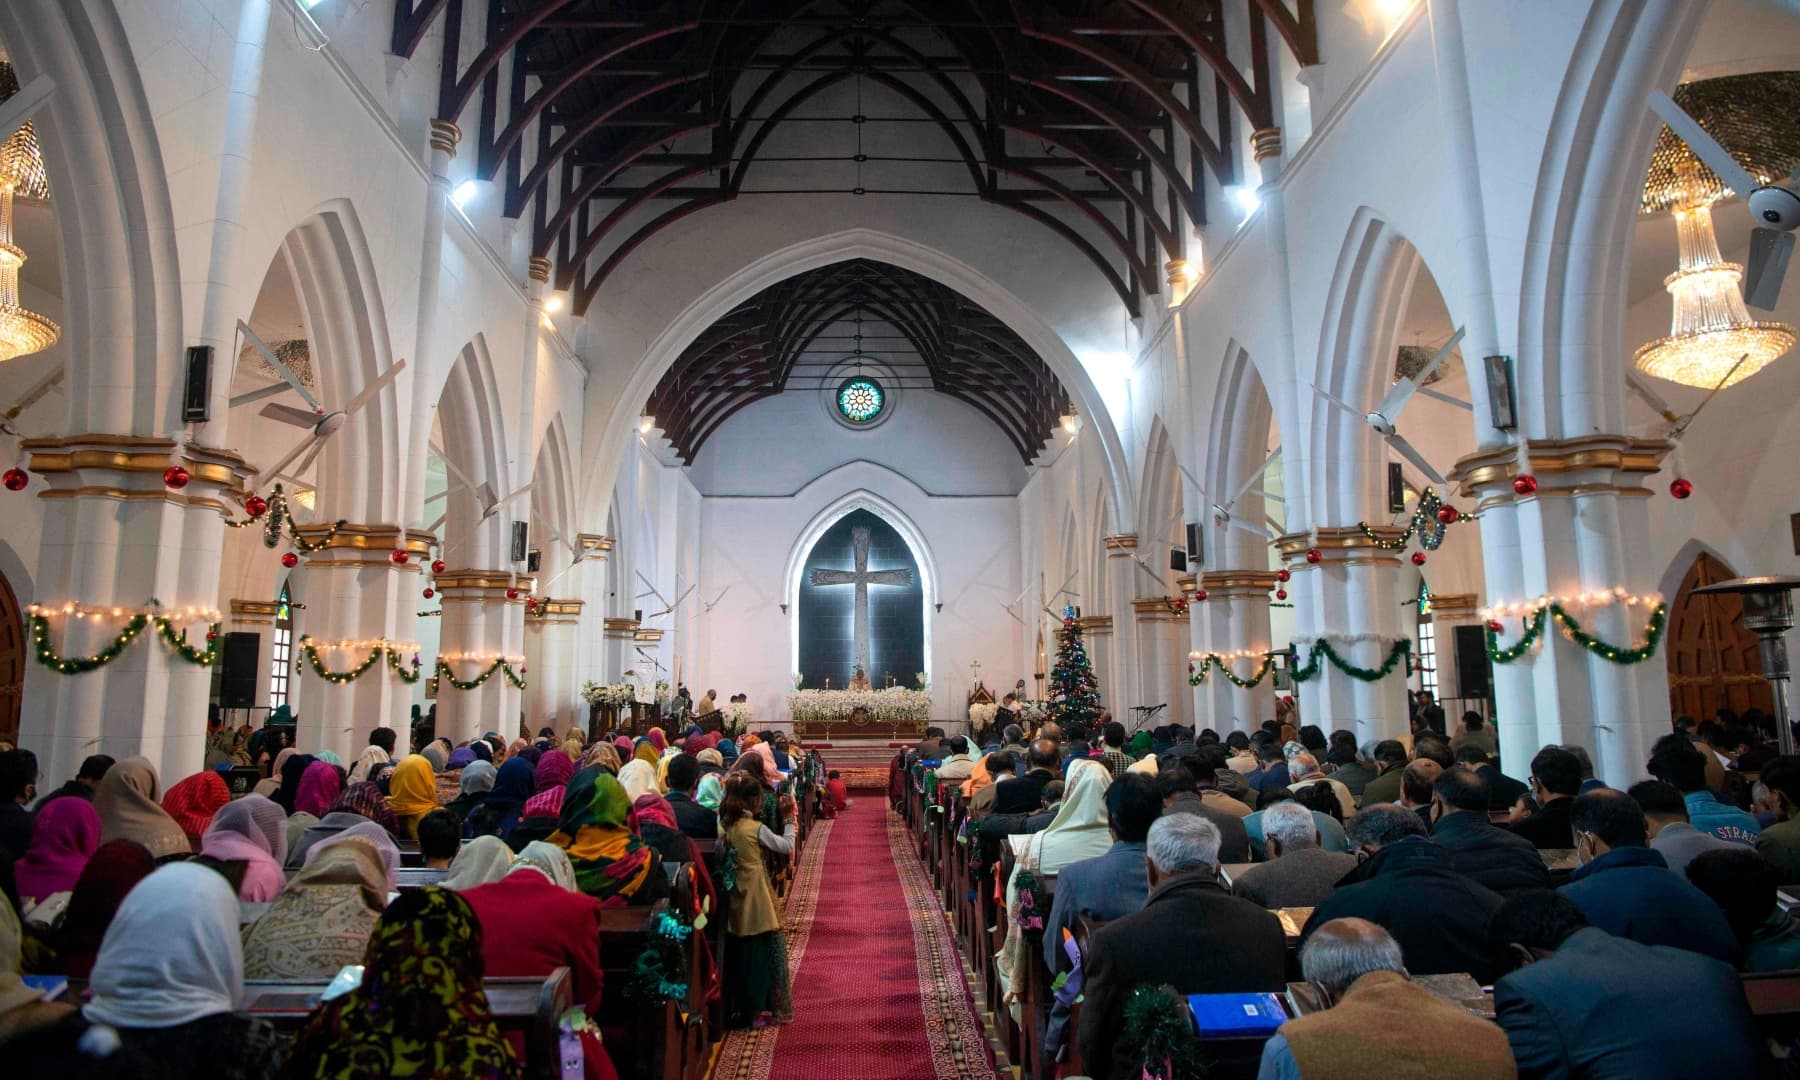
[1491,891,1766,1078]
[663,754,717,840]
[990,739,1061,815]
[1556,790,1738,963]
[1230,800,1357,910]
[1356,740,1409,807]
[1504,746,1579,850]
[1158,768,1249,864]
[1303,804,1507,984]
[1077,813,1285,1080]
[1042,772,1159,973]
[1430,765,1551,895]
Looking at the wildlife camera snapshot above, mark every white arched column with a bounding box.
[433,569,532,743]
[1282,529,1412,744]
[1192,571,1282,732]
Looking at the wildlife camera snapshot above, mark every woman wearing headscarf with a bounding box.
[611,735,633,758]
[442,835,514,890]
[548,767,666,907]
[44,840,155,978]
[719,770,796,1029]
[696,773,725,814]
[384,754,439,841]
[468,757,535,843]
[306,820,401,892]
[1128,730,1153,760]
[618,758,660,804]
[203,728,237,770]
[347,743,390,785]
[14,862,283,1078]
[283,887,520,1079]
[459,842,616,1080]
[696,747,725,775]
[582,742,621,775]
[160,770,230,856]
[242,835,388,980]
[294,759,343,819]
[644,728,668,754]
[271,752,317,815]
[998,758,1114,1001]
[94,757,191,862]
[516,752,576,842]
[289,783,399,868]
[446,760,497,823]
[447,745,478,771]
[254,744,298,797]
[199,794,289,903]
[738,741,780,789]
[629,793,717,915]
[15,796,100,907]
[717,738,739,767]
[420,741,451,774]
[630,739,661,771]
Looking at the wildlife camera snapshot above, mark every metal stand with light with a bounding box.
[1694,576,1800,755]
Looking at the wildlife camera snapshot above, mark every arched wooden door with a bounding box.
[1666,552,1773,720]
[0,569,21,746]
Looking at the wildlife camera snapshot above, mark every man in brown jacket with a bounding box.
[1257,917,1516,1079]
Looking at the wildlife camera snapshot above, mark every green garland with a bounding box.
[298,637,422,685]
[624,910,691,1006]
[436,656,527,691]
[1486,602,1667,666]
[1357,488,1473,551]
[1121,984,1209,1080]
[1189,638,1411,686]
[1187,654,1276,688]
[30,611,220,674]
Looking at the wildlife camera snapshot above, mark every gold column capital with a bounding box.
[603,616,640,639]
[527,256,553,283]
[22,435,253,519]
[1198,569,1283,596]
[1251,127,1283,163]
[1275,527,1406,567]
[1103,533,1138,554]
[291,524,437,570]
[1075,614,1114,635]
[433,570,537,603]
[1131,596,1190,621]
[1449,434,1672,506]
[428,119,461,156]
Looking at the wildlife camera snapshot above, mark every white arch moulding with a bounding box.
[580,228,1135,534]
[781,489,941,691]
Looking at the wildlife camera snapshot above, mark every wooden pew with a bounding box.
[596,902,684,1080]
[240,970,572,1079]
[278,866,448,891]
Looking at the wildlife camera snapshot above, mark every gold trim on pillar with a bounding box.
[1175,574,1197,596]
[1448,435,1673,500]
[1199,569,1283,597]
[1103,534,1138,554]
[433,570,537,603]
[1276,527,1406,565]
[578,534,614,556]
[23,436,253,518]
[1131,597,1190,621]
[1251,127,1283,163]
[1426,593,1479,617]
[428,119,461,155]
[527,257,552,283]
[603,617,640,639]
[293,523,438,554]
[633,627,664,643]
[1076,615,1113,635]
[229,599,279,626]
[529,597,583,626]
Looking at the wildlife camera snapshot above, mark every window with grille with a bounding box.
[1416,580,1438,697]
[269,582,293,709]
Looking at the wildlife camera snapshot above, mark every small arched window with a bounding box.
[1415,578,1438,698]
[269,581,294,709]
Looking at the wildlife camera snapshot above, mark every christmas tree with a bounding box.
[1049,605,1102,729]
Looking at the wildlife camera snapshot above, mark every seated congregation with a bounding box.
[0,723,823,1078]
[899,711,1793,1079]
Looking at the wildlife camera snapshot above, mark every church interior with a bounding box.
[2,1,1800,1078]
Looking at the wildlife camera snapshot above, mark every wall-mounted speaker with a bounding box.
[1485,355,1518,431]
[633,608,643,623]
[1169,549,1188,572]
[183,346,213,423]
[1387,463,1407,514]
[527,548,542,573]
[510,521,529,563]
[1185,522,1203,567]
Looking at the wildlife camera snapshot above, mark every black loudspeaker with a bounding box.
[1453,624,1492,698]
[510,521,529,563]
[1387,462,1407,514]
[527,548,542,573]
[1169,549,1187,572]
[219,631,260,708]
[1185,522,1203,567]
[183,346,212,423]
[634,608,643,623]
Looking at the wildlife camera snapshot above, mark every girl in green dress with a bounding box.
[719,770,797,1028]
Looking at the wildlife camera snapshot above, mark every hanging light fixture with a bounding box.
[0,63,57,364]
[1634,159,1794,389]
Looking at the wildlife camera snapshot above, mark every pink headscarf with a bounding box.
[16,795,101,903]
[645,728,668,753]
[294,759,343,818]
[683,733,708,755]
[522,785,565,821]
[738,741,780,789]
[534,750,575,793]
[613,736,633,755]
[199,794,289,902]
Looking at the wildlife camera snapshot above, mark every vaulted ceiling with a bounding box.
[395,0,1317,316]
[643,258,1069,461]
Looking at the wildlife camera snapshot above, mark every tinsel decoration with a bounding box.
[223,483,349,553]
[1356,488,1475,551]
[1188,654,1276,689]
[1049,606,1102,730]
[1121,985,1209,1080]
[30,604,220,674]
[1189,638,1411,686]
[1486,602,1668,666]
[436,656,527,691]
[623,910,691,1005]
[297,637,423,685]
[1012,869,1051,941]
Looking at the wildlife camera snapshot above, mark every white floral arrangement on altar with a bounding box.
[1019,699,1050,725]
[722,702,752,731]
[787,687,933,725]
[581,681,636,708]
[969,702,1000,727]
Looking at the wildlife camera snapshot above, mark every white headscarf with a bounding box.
[307,820,401,891]
[1006,758,1113,906]
[510,841,579,891]
[347,744,391,784]
[618,759,659,803]
[83,862,243,1029]
[442,835,514,890]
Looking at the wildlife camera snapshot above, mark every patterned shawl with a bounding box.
[295,760,344,818]
[162,769,230,849]
[284,887,521,1079]
[534,749,574,793]
[243,836,387,981]
[332,781,401,835]
[583,742,621,774]
[549,766,656,906]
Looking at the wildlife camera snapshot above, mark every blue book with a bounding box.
[22,974,68,1001]
[1187,992,1287,1039]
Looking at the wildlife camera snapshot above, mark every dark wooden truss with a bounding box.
[642,258,1070,461]
[393,0,1315,317]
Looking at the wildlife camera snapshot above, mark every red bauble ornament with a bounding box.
[244,494,268,518]
[1437,505,1460,524]
[1195,589,1208,602]
[1487,620,1504,633]
[505,587,520,600]
[422,587,435,599]
[1305,548,1323,564]
[205,630,217,642]
[391,550,409,565]
[1669,477,1693,500]
[280,552,299,569]
[1275,588,1288,601]
[2,468,27,492]
[162,465,191,489]
[1276,568,1291,582]
[1411,551,1428,566]
[525,597,538,611]
[431,559,446,574]
[1512,474,1538,496]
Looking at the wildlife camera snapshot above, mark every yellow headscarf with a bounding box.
[632,740,661,768]
[386,755,439,825]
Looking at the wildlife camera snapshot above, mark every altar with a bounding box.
[787,687,933,740]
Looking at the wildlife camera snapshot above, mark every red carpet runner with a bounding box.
[712,801,997,1080]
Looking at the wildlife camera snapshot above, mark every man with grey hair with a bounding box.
[1077,814,1286,1080]
[1230,800,1357,909]
[1301,803,1507,983]
[1287,750,1356,817]
[1255,919,1517,1080]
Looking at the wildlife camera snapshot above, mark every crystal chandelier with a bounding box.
[1634,160,1793,389]
[0,64,57,364]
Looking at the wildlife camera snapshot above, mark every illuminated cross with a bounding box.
[810,525,912,680]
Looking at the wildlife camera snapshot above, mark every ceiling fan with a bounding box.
[0,365,64,442]
[1177,458,1279,542]
[423,439,533,534]
[248,326,406,489]
[1649,89,1800,310]
[1311,326,1467,492]
[636,570,696,621]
